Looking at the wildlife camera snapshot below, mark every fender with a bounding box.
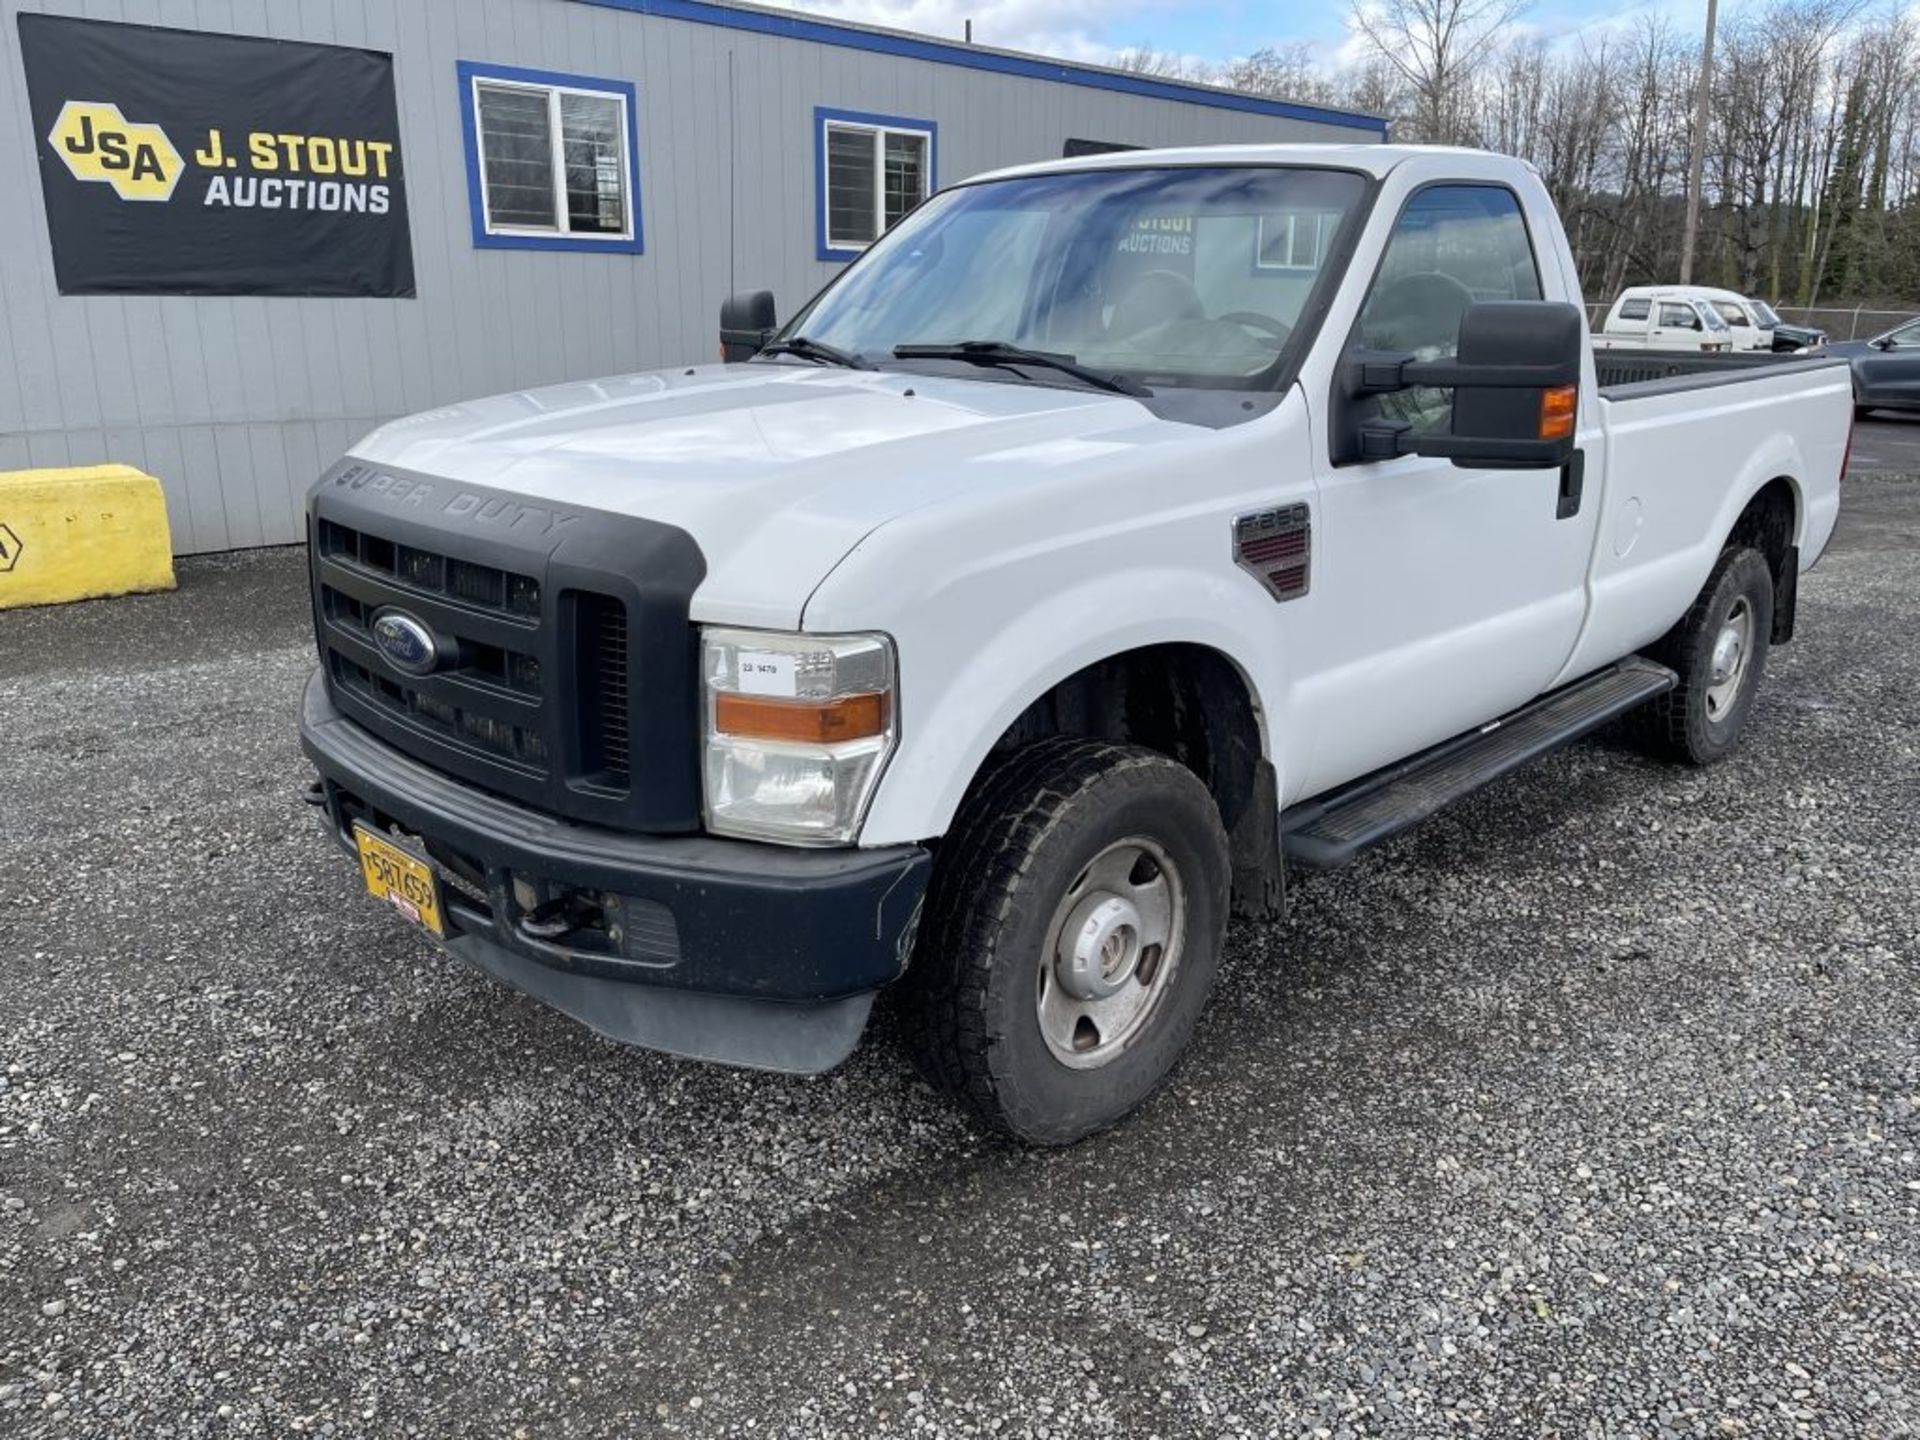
[799,390,1327,848]
[853,567,1292,847]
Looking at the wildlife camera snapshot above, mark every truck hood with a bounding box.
[351,362,1164,628]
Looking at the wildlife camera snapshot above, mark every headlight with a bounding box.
[701,628,897,844]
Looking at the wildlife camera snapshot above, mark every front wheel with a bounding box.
[1630,546,1775,765]
[896,739,1230,1145]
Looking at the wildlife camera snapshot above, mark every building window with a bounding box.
[1254,212,1339,272]
[456,60,643,253]
[815,107,935,261]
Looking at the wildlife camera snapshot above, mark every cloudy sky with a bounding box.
[763,0,1712,71]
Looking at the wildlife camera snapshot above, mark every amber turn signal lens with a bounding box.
[713,691,889,743]
[1539,385,1577,441]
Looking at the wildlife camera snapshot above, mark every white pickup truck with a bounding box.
[301,144,1850,1144]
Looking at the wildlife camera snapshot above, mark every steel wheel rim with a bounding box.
[1705,597,1754,720]
[1036,836,1186,1070]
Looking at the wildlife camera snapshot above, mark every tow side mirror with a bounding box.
[720,290,777,363]
[1342,300,1585,470]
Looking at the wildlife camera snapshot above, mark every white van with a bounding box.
[1599,287,1748,352]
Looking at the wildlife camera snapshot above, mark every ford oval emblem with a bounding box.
[371,609,440,676]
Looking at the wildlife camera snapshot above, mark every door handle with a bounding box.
[1556,449,1585,520]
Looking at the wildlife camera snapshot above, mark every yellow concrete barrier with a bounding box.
[0,465,176,610]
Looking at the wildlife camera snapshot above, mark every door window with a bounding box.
[1659,302,1701,330]
[1355,185,1542,434]
[1883,320,1920,349]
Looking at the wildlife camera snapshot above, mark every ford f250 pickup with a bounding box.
[301,145,1850,1144]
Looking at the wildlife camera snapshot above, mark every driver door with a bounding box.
[1651,301,1706,351]
[1294,184,1602,797]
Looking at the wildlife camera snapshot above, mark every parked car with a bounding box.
[1594,288,1735,352]
[1601,285,1824,353]
[1830,316,1920,417]
[300,145,1850,1144]
[1757,303,1828,353]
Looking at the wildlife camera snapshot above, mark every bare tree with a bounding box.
[1219,43,1341,107]
[1348,0,1526,143]
[1189,0,1920,306]
[1109,47,1202,80]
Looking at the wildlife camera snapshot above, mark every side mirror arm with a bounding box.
[1346,349,1579,395]
[1358,418,1575,468]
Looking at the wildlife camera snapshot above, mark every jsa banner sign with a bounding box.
[17,14,415,297]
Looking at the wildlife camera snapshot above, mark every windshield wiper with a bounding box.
[892,341,1152,397]
[759,335,873,370]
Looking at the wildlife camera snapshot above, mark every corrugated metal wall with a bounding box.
[0,0,1379,554]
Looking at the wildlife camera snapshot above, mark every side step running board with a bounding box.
[1281,657,1676,869]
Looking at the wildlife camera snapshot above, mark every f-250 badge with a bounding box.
[1233,503,1312,602]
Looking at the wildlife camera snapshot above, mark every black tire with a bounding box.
[1855,403,1874,421]
[896,738,1230,1146]
[1630,546,1775,765]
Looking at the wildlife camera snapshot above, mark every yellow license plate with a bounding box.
[352,825,445,938]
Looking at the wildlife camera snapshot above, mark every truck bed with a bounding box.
[1595,347,1846,398]
[1558,344,1851,686]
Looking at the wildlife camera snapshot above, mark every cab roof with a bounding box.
[967,143,1511,187]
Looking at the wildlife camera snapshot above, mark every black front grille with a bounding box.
[318,518,542,618]
[329,653,551,769]
[577,594,631,789]
[307,462,706,833]
[312,521,632,815]
[320,583,544,700]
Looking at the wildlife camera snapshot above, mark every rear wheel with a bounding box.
[1631,546,1775,765]
[897,739,1230,1145]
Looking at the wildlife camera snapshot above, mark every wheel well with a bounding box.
[1731,478,1795,571]
[1729,477,1799,643]
[986,644,1283,918]
[991,644,1261,825]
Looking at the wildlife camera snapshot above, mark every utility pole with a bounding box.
[1679,0,1719,284]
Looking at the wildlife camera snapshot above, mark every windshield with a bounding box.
[1697,302,1730,332]
[1711,300,1749,327]
[1747,298,1781,327]
[784,166,1369,390]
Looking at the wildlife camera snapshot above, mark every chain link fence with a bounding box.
[1768,306,1915,340]
[1584,300,1916,340]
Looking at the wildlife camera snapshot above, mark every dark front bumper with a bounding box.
[299,670,930,1073]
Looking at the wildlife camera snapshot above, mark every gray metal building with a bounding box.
[0,0,1384,555]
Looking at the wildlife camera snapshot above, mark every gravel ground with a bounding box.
[2,443,1918,1439]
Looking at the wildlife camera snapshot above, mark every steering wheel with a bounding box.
[1362,272,1476,354]
[1218,311,1292,347]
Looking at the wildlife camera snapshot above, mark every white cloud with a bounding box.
[758,0,1200,65]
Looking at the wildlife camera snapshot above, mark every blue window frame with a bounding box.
[815,106,936,262]
[456,60,644,254]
